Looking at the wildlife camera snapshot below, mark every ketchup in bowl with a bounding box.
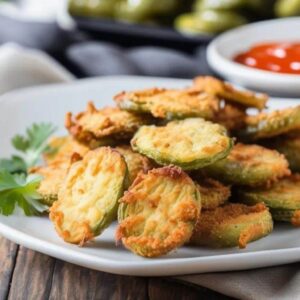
[234,42,300,75]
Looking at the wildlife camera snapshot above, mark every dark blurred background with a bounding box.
[0,0,299,79]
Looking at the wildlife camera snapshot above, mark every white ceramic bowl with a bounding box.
[207,17,300,97]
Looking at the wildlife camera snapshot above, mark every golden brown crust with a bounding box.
[65,102,149,147]
[238,174,300,226]
[148,165,187,180]
[243,106,300,140]
[195,178,231,210]
[258,173,300,195]
[43,136,89,165]
[197,202,267,225]
[50,203,95,245]
[30,159,73,203]
[238,223,265,249]
[225,143,290,186]
[230,144,287,168]
[231,144,290,176]
[50,147,127,245]
[115,145,154,187]
[212,103,247,131]
[114,87,219,119]
[190,203,271,248]
[193,76,268,110]
[247,107,297,126]
[116,166,200,257]
[114,88,165,103]
[292,211,300,227]
[262,134,300,172]
[131,118,233,170]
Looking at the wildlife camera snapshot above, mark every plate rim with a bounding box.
[1,218,300,276]
[1,75,300,276]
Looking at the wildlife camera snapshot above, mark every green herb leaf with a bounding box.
[0,123,56,215]
[0,170,47,216]
[13,123,57,168]
[12,135,30,152]
[0,156,27,173]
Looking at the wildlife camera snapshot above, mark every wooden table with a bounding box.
[0,236,232,300]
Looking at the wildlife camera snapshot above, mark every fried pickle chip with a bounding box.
[116,166,201,257]
[238,174,300,227]
[193,76,268,110]
[65,102,150,148]
[115,145,154,188]
[212,103,247,132]
[114,87,219,120]
[204,143,290,186]
[237,106,300,141]
[43,136,90,164]
[30,159,71,206]
[189,203,273,248]
[195,177,231,210]
[50,147,127,245]
[131,118,233,170]
[262,134,300,172]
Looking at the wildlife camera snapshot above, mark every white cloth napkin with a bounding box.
[1,43,299,300]
[0,43,73,94]
[178,263,300,300]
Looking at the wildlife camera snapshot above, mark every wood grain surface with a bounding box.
[0,236,233,300]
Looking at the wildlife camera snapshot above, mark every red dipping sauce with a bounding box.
[234,42,300,75]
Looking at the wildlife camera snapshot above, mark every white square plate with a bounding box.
[0,76,300,276]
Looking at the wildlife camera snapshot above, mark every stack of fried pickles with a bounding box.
[33,76,300,257]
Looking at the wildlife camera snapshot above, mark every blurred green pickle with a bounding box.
[275,0,300,17]
[68,0,116,18]
[114,0,181,23]
[114,0,154,23]
[194,0,248,11]
[68,0,298,35]
[175,10,247,34]
[194,0,275,17]
[68,0,192,23]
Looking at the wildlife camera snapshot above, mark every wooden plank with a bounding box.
[116,275,148,300]
[1,236,230,300]
[49,259,149,300]
[49,260,118,300]
[8,246,56,300]
[148,278,233,300]
[0,236,19,300]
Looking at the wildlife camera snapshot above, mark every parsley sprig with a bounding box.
[0,123,56,216]
[0,170,47,215]
[0,123,56,173]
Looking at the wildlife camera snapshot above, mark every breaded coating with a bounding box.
[131,118,233,170]
[189,203,273,248]
[262,133,300,172]
[115,145,154,188]
[195,177,231,210]
[204,143,291,186]
[50,147,127,245]
[65,102,150,148]
[238,174,300,227]
[212,103,247,132]
[34,136,88,206]
[116,166,201,257]
[193,76,268,110]
[43,136,90,165]
[238,106,300,141]
[30,159,72,206]
[114,87,219,120]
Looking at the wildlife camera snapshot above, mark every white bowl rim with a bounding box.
[207,17,300,84]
